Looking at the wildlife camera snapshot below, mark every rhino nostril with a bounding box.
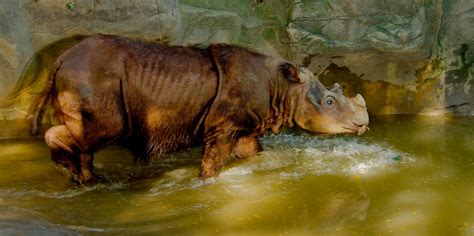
[353,123,368,135]
[353,122,366,128]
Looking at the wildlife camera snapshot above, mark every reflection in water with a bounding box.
[0,116,472,235]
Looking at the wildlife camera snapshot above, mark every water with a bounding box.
[0,115,472,235]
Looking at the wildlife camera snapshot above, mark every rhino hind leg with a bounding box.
[79,152,98,184]
[234,135,262,159]
[44,125,96,184]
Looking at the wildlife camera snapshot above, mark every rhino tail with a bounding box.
[30,60,62,135]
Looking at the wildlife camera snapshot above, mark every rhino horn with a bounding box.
[352,94,366,107]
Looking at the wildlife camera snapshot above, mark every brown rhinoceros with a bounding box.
[30,35,368,184]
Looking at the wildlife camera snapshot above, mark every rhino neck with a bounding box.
[266,70,303,134]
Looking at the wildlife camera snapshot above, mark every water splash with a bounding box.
[259,134,413,178]
[148,134,413,195]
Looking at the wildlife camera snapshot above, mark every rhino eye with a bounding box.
[325,96,336,107]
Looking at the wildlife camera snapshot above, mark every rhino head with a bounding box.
[291,67,369,135]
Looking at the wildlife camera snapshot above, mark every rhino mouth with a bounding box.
[299,124,368,136]
[341,122,369,135]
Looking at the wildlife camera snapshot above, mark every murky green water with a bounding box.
[0,116,473,235]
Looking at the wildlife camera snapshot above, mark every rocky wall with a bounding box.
[0,0,472,138]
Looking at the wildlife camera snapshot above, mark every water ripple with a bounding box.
[0,134,413,199]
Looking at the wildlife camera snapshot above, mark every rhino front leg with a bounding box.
[234,135,262,159]
[200,134,235,178]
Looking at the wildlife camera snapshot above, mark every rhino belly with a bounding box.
[141,104,208,154]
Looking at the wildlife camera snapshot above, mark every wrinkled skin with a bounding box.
[31,35,369,184]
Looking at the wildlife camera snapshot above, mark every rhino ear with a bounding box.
[279,63,303,83]
[331,83,343,95]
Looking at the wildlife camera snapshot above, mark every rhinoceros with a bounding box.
[30,35,369,184]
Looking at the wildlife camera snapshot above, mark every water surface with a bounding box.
[0,115,473,235]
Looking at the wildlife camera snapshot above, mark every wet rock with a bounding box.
[285,0,441,56]
[180,5,243,45]
[22,0,181,48]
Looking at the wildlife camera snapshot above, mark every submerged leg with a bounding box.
[200,134,235,178]
[234,135,262,159]
[79,152,97,184]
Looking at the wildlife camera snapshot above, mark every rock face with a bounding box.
[0,0,472,138]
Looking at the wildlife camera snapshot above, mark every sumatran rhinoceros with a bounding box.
[30,35,369,184]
